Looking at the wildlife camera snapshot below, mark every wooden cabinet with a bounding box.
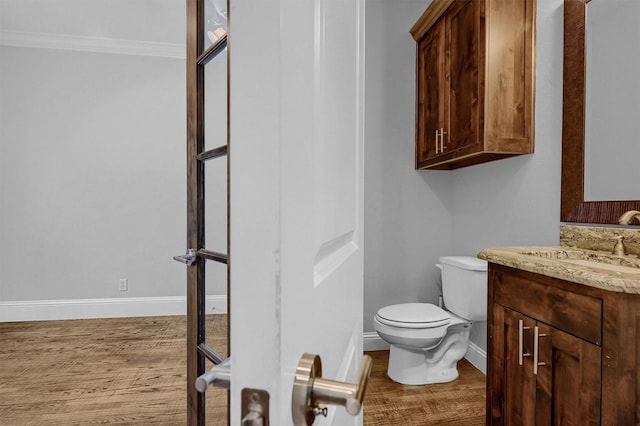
[487,263,640,425]
[410,0,536,170]
[492,306,601,425]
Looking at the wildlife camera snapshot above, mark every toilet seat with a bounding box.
[376,303,450,329]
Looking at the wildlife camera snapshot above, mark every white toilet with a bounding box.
[373,256,488,385]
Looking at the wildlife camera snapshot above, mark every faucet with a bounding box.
[612,236,627,256]
[619,210,640,225]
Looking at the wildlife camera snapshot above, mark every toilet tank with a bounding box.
[439,256,488,321]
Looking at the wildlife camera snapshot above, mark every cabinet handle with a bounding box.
[435,130,440,154]
[518,319,531,366]
[533,326,547,375]
[440,128,447,152]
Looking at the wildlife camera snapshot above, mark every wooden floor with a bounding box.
[365,351,485,425]
[0,316,485,425]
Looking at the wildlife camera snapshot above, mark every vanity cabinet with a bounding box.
[492,303,601,425]
[410,0,535,170]
[487,263,640,425]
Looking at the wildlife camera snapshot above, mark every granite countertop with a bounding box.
[478,245,640,294]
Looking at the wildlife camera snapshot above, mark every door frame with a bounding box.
[186,0,230,423]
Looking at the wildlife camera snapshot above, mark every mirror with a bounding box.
[561,0,640,223]
[584,0,640,201]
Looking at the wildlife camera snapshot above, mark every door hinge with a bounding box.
[173,248,196,266]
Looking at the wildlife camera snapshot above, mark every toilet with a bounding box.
[373,256,488,385]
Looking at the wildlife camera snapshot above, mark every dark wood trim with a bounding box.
[197,35,228,66]
[561,0,640,224]
[196,249,228,264]
[197,343,226,364]
[197,145,228,161]
[225,0,231,418]
[186,0,206,423]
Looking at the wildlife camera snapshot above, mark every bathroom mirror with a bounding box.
[561,0,640,223]
[584,0,640,201]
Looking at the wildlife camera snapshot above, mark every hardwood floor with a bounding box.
[0,315,228,425]
[365,351,485,425]
[0,316,485,425]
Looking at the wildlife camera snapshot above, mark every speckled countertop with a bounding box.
[478,225,640,295]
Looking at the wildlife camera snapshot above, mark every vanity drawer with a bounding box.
[492,267,602,345]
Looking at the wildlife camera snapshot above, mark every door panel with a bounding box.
[416,18,446,163]
[203,59,227,152]
[447,0,481,153]
[502,308,536,426]
[205,260,227,313]
[230,0,365,424]
[204,158,227,255]
[535,323,601,426]
[203,0,227,51]
[186,0,229,423]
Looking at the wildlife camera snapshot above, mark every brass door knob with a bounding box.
[291,353,372,425]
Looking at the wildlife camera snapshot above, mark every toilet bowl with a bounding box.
[373,256,487,385]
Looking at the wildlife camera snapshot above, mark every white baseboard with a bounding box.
[0,295,227,322]
[363,332,487,375]
[1,300,486,375]
[465,341,487,374]
[363,331,390,351]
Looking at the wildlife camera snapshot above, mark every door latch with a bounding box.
[242,388,270,426]
[173,248,196,266]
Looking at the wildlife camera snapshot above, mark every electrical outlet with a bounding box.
[119,278,128,292]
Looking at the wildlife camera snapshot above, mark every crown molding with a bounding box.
[0,30,186,59]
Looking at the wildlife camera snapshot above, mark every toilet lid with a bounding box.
[376,303,451,329]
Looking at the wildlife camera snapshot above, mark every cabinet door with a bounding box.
[534,323,601,426]
[446,0,481,154]
[489,306,537,425]
[416,17,446,164]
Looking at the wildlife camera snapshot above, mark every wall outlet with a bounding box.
[119,278,128,292]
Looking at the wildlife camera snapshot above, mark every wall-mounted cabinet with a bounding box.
[410,0,536,170]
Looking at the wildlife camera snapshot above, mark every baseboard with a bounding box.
[363,331,390,351]
[464,341,487,374]
[0,295,227,322]
[364,332,487,375]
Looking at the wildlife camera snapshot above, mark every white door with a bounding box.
[229,0,366,424]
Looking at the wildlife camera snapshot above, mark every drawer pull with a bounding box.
[518,319,531,366]
[533,326,547,375]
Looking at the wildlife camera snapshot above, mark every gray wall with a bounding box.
[364,0,565,357]
[364,0,453,333]
[450,0,565,348]
[2,0,567,359]
[0,46,189,300]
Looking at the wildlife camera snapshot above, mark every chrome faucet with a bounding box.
[619,210,640,225]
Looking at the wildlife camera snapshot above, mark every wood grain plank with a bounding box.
[0,316,227,426]
[0,317,486,425]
